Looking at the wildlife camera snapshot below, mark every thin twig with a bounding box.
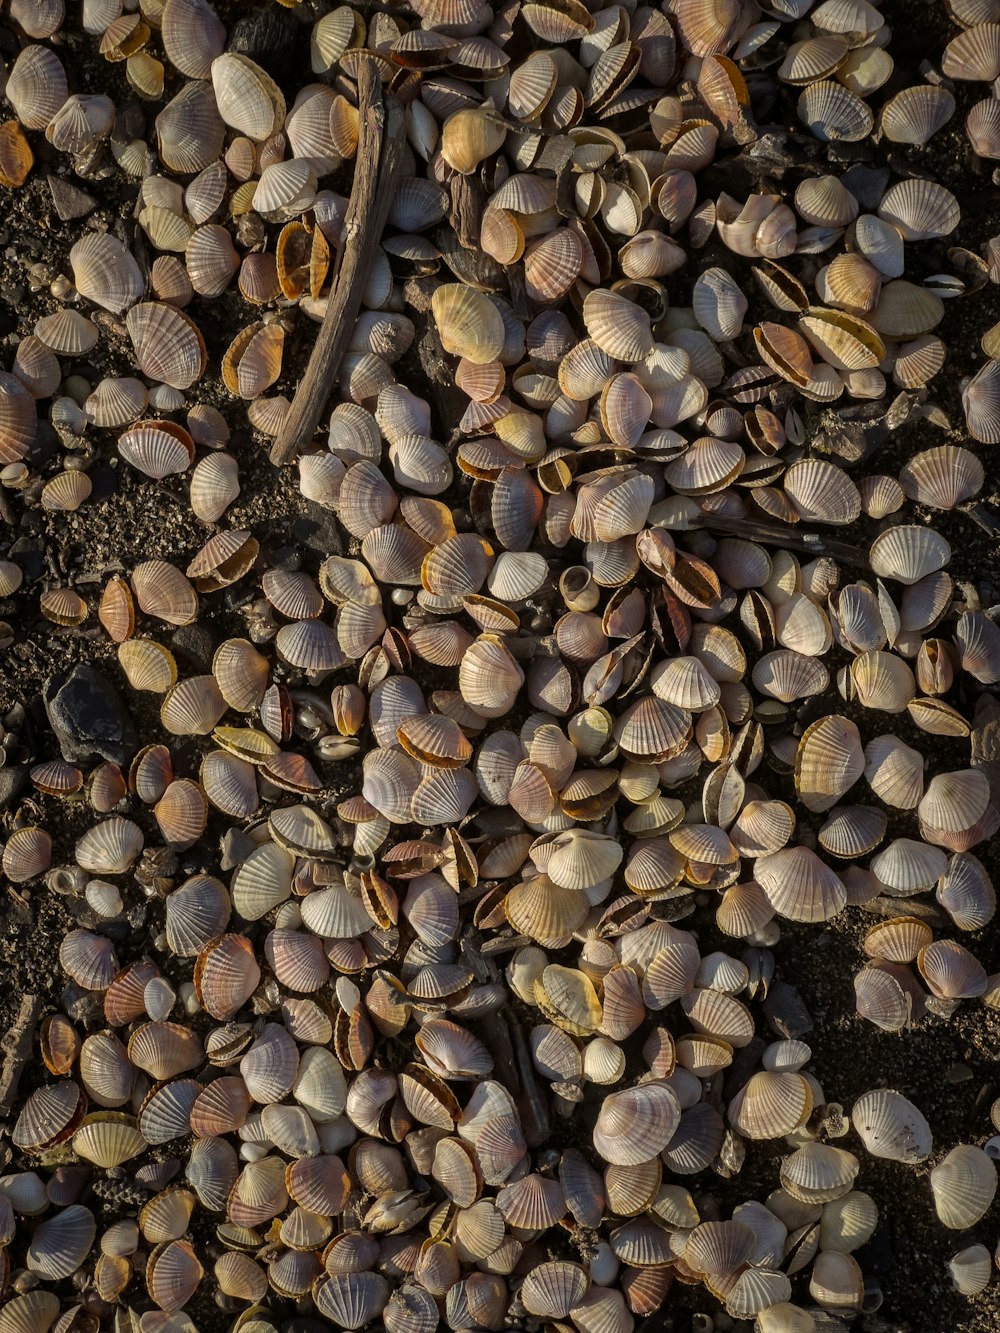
[0,993,41,1120]
[689,511,870,568]
[270,59,406,466]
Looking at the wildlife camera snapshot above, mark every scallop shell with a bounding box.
[431,285,505,364]
[592,1082,681,1165]
[941,21,1000,78]
[70,234,143,315]
[211,53,286,141]
[126,302,206,390]
[880,85,955,145]
[798,81,873,141]
[930,1145,997,1228]
[854,1090,933,1168]
[6,46,68,130]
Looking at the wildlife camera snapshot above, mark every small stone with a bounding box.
[945,1063,974,1083]
[0,763,28,809]
[841,164,891,212]
[44,663,138,767]
[46,175,97,222]
[292,510,344,558]
[762,981,813,1039]
[227,6,299,82]
[170,623,215,674]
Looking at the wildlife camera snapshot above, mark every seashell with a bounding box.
[794,715,864,813]
[45,94,115,152]
[962,356,1000,442]
[930,1145,997,1228]
[592,1082,682,1165]
[949,1244,993,1295]
[210,52,285,143]
[118,420,195,480]
[26,1204,96,1280]
[73,1112,147,1168]
[6,46,68,130]
[432,285,505,364]
[34,309,99,356]
[936,852,996,931]
[798,81,873,141]
[692,267,747,340]
[755,844,846,924]
[880,84,955,144]
[942,21,1000,78]
[254,160,318,219]
[185,224,239,299]
[2,826,53,883]
[819,1191,879,1257]
[782,1142,859,1205]
[583,289,654,363]
[39,586,88,626]
[147,1238,204,1313]
[161,875,229,958]
[222,323,285,399]
[12,1081,85,1152]
[852,1089,932,1163]
[8,0,65,39]
[784,458,860,524]
[809,1250,863,1311]
[729,1071,813,1139]
[917,938,988,999]
[879,179,960,241]
[314,1272,389,1329]
[869,526,950,586]
[126,302,206,390]
[86,377,147,429]
[13,337,61,404]
[870,280,944,338]
[70,233,143,315]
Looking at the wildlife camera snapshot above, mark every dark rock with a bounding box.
[170,623,215,674]
[6,537,45,581]
[762,980,813,1039]
[722,1036,767,1102]
[44,663,138,767]
[86,462,119,504]
[227,6,301,82]
[224,583,258,612]
[841,164,891,212]
[46,1165,89,1207]
[292,509,344,558]
[0,764,28,809]
[268,545,301,571]
[47,175,98,222]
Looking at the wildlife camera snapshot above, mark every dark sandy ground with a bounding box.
[1,0,1000,1330]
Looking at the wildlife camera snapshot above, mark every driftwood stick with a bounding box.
[270,59,406,466]
[0,993,41,1120]
[688,511,870,568]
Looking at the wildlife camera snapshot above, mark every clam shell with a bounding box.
[930,1145,997,1228]
[798,81,873,141]
[432,284,506,365]
[27,1204,96,1280]
[70,234,143,315]
[6,46,68,130]
[880,84,955,145]
[851,1089,932,1163]
[211,53,286,141]
[126,302,206,390]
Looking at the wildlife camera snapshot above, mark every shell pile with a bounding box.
[1,0,1000,1331]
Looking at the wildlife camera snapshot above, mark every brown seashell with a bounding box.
[0,120,34,188]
